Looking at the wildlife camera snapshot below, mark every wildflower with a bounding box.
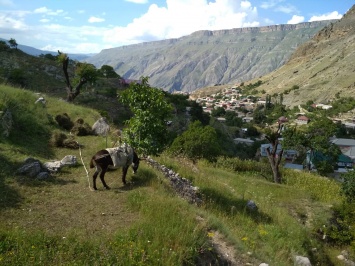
[207,232,214,238]
[241,236,248,241]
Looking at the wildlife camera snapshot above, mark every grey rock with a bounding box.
[60,155,77,166]
[92,117,110,136]
[294,255,311,266]
[17,160,42,178]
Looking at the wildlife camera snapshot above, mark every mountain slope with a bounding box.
[0,38,94,61]
[245,4,355,107]
[86,21,333,93]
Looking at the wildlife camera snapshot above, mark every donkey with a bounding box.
[89,144,140,190]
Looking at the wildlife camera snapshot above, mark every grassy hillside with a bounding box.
[0,84,353,265]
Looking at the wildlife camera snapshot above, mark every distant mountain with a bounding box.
[85,20,333,93]
[238,4,355,107]
[0,38,95,61]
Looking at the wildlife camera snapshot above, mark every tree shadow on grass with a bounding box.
[200,187,273,224]
[0,154,23,209]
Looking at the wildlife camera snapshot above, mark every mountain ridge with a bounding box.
[86,20,333,93]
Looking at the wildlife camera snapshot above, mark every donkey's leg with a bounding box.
[100,166,110,189]
[92,166,100,190]
[122,166,129,185]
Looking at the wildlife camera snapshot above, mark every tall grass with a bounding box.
[157,155,344,265]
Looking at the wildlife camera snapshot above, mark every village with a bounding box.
[191,86,355,173]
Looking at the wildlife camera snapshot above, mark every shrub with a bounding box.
[55,113,74,130]
[322,202,355,246]
[341,170,355,203]
[50,130,67,147]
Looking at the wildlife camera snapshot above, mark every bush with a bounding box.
[50,131,68,147]
[322,202,355,246]
[341,170,355,203]
[55,113,74,130]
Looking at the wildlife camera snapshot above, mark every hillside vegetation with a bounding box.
[1,84,353,265]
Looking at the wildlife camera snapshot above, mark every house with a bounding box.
[296,115,310,125]
[234,138,255,145]
[284,163,304,171]
[242,117,253,123]
[315,104,332,110]
[344,122,355,130]
[330,138,355,162]
[278,116,288,124]
[260,143,298,161]
[306,151,354,170]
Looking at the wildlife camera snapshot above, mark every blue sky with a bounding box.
[0,0,353,54]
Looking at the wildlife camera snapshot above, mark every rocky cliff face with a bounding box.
[244,4,355,107]
[86,21,332,93]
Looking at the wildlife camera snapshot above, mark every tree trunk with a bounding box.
[266,149,283,184]
[265,124,284,184]
[61,56,86,102]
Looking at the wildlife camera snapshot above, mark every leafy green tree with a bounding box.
[119,77,173,156]
[189,101,210,125]
[98,65,120,78]
[0,40,10,51]
[168,120,221,163]
[39,53,57,61]
[253,106,266,124]
[7,68,26,87]
[58,51,98,101]
[225,111,243,127]
[8,38,18,49]
[211,107,226,117]
[282,115,341,174]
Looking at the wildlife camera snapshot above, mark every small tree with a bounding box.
[98,65,120,79]
[168,120,221,163]
[0,40,10,51]
[119,77,173,156]
[264,123,284,183]
[58,51,98,101]
[8,38,18,49]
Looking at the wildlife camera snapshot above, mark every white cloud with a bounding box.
[88,16,105,23]
[287,15,304,24]
[309,11,342,22]
[125,0,149,3]
[39,18,50,23]
[103,0,260,46]
[34,7,64,16]
[0,11,29,31]
[34,7,49,13]
[260,0,284,9]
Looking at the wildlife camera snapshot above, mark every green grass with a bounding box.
[0,84,353,265]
